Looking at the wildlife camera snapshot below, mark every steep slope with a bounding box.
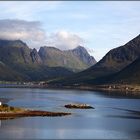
[38,46,96,72]
[85,34,140,77]
[0,39,96,81]
[0,39,42,66]
[97,34,140,70]
[52,34,140,85]
[30,48,42,64]
[0,39,96,74]
[70,46,96,66]
[110,57,140,84]
[0,61,28,81]
[0,39,73,81]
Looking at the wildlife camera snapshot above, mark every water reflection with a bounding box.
[0,88,140,139]
[93,90,140,99]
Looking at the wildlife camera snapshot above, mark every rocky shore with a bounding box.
[64,103,94,109]
[0,110,71,119]
[0,104,71,119]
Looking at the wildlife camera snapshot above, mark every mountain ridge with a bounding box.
[0,39,96,81]
[51,34,140,85]
[38,45,96,72]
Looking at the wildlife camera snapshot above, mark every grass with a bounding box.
[0,104,71,119]
[0,104,25,113]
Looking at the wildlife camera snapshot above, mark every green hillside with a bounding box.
[0,39,95,81]
[38,46,96,72]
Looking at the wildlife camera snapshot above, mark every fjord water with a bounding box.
[0,88,140,139]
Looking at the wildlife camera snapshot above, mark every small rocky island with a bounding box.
[64,103,94,109]
[0,104,71,119]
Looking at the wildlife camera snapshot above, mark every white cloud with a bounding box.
[46,30,85,50]
[0,1,139,61]
[0,19,47,49]
[0,19,85,50]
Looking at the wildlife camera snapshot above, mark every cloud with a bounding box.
[46,30,85,50]
[0,19,85,50]
[0,1,140,61]
[0,19,47,49]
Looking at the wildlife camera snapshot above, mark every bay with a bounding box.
[0,88,140,139]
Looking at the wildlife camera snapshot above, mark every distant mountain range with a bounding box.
[0,39,96,81]
[38,45,96,72]
[52,34,140,85]
[1,34,140,85]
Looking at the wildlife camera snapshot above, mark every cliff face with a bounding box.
[38,46,96,72]
[30,48,42,64]
[71,46,96,66]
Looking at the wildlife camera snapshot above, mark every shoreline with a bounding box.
[0,84,140,119]
[44,84,140,96]
[0,104,71,119]
[0,83,140,94]
[0,110,71,119]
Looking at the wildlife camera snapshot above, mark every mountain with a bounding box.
[0,61,27,81]
[0,40,72,81]
[0,39,96,81]
[52,34,140,85]
[70,46,96,66]
[38,45,96,72]
[109,57,140,84]
[30,48,42,64]
[0,39,44,66]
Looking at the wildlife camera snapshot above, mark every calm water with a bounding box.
[0,88,140,139]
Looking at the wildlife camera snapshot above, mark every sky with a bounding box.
[0,1,140,61]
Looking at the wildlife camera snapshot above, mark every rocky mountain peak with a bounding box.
[72,45,96,66]
[30,48,42,64]
[0,39,27,48]
[97,34,140,71]
[73,45,87,52]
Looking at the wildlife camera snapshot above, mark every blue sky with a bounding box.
[0,1,140,61]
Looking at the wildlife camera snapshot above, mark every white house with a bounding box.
[0,101,2,106]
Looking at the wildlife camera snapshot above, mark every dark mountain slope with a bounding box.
[110,57,140,84]
[84,34,140,77]
[0,61,28,81]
